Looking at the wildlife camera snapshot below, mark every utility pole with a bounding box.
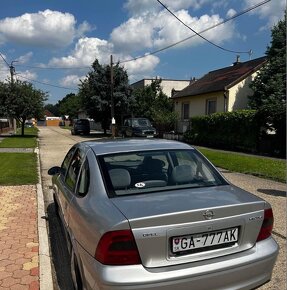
[10,61,16,84]
[10,61,17,133]
[110,55,116,138]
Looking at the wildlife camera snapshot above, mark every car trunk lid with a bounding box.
[111,185,266,268]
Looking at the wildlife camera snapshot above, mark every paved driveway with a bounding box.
[38,126,286,290]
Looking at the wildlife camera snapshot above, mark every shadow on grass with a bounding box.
[257,189,286,197]
[8,134,37,138]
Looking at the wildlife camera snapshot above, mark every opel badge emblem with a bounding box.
[203,210,214,220]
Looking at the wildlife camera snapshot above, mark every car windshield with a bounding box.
[132,119,151,127]
[99,149,227,197]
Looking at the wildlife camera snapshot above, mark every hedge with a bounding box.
[184,110,260,152]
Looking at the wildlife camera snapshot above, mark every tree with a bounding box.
[248,13,286,156]
[0,80,47,136]
[57,93,81,120]
[44,103,60,117]
[130,79,178,134]
[78,59,131,134]
[249,13,286,109]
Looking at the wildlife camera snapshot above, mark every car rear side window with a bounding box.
[76,159,90,197]
[65,149,83,190]
[61,147,77,178]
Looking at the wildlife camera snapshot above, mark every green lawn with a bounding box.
[0,127,38,148]
[0,153,38,185]
[197,147,286,183]
[60,125,72,130]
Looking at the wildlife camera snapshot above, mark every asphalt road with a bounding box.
[38,126,286,290]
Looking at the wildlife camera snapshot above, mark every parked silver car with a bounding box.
[48,138,278,290]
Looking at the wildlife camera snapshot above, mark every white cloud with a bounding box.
[49,37,113,67]
[16,52,33,64]
[243,0,285,28]
[226,9,237,18]
[124,0,159,16]
[110,16,154,52]
[122,54,160,76]
[155,11,234,48]
[0,68,9,81]
[158,0,211,11]
[59,74,85,87]
[0,10,91,48]
[124,0,210,16]
[111,9,235,52]
[17,70,37,81]
[49,35,160,83]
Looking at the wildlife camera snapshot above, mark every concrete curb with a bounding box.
[35,147,54,290]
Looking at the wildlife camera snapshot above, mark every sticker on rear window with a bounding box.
[135,182,146,188]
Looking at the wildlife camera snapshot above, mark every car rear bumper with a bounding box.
[78,237,278,290]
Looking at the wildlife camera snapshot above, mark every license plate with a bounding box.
[172,227,239,253]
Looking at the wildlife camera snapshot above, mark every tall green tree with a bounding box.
[249,13,286,109]
[57,93,81,120]
[44,103,60,116]
[130,79,178,133]
[248,13,286,156]
[0,80,47,136]
[78,59,131,133]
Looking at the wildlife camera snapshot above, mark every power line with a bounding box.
[11,0,270,70]
[157,0,251,54]
[119,0,270,64]
[0,52,10,68]
[17,74,78,91]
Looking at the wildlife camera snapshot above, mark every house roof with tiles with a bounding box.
[172,56,267,99]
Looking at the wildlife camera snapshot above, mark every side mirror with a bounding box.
[48,166,61,176]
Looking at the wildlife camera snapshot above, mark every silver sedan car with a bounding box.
[48,138,278,290]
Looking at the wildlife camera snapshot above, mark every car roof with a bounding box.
[83,138,194,155]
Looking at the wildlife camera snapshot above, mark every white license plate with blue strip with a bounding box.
[172,227,239,253]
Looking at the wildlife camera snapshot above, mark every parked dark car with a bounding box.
[121,117,157,137]
[48,139,278,290]
[71,119,90,135]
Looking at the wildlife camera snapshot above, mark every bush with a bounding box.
[184,110,260,152]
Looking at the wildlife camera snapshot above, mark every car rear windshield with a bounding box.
[76,119,89,125]
[132,119,151,127]
[98,149,227,197]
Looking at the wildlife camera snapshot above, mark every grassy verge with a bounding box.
[0,127,38,148]
[0,153,38,185]
[197,147,285,183]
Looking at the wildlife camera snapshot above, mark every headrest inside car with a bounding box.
[109,169,131,190]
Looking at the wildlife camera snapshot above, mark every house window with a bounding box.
[206,99,217,115]
[182,103,190,120]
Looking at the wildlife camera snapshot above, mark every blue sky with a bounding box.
[0,0,284,104]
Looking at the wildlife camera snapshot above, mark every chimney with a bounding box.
[233,55,241,66]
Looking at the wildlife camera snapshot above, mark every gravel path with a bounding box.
[221,170,286,290]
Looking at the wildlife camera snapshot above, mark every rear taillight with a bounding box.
[256,208,274,242]
[95,230,141,265]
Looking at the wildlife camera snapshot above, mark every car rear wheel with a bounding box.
[71,249,83,290]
